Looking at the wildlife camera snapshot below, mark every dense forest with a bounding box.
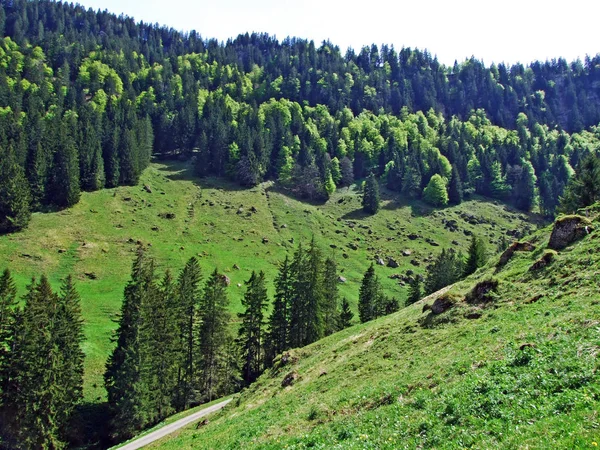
[1,0,600,235]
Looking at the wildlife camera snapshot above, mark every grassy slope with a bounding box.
[150,218,600,449]
[0,161,534,402]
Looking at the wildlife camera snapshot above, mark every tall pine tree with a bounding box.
[237,271,268,384]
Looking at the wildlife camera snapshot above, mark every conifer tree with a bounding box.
[174,257,202,410]
[424,249,465,294]
[2,276,84,448]
[105,247,155,440]
[448,166,463,204]
[54,275,85,433]
[358,264,382,323]
[559,153,600,213]
[0,269,17,402]
[266,255,292,364]
[139,271,178,423]
[48,122,81,208]
[237,271,268,384]
[338,298,354,329]
[0,146,31,233]
[304,238,324,344]
[322,257,339,336]
[464,236,487,276]
[198,269,231,402]
[288,243,306,348]
[362,173,380,214]
[406,276,422,306]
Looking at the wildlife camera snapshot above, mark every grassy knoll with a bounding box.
[149,215,600,449]
[0,161,535,402]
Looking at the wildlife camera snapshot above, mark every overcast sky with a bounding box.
[75,0,599,66]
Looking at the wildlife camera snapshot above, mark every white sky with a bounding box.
[75,0,599,66]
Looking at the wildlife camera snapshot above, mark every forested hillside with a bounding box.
[1,0,600,235]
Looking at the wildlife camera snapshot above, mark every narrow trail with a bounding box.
[115,398,232,450]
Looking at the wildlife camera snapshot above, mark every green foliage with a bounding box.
[338,298,354,329]
[362,173,380,214]
[423,174,449,207]
[406,276,422,306]
[464,235,487,276]
[0,147,31,233]
[197,269,232,402]
[1,275,84,448]
[559,153,600,213]
[358,264,382,323]
[237,271,268,384]
[425,248,465,294]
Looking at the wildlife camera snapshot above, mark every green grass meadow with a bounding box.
[0,161,536,402]
[148,213,600,449]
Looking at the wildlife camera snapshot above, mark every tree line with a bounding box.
[1,0,600,235]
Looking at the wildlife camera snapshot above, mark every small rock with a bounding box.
[237,207,244,215]
[376,258,385,266]
[262,237,269,244]
[281,224,288,229]
[143,184,153,194]
[402,249,412,257]
[342,253,349,259]
[233,264,240,270]
[237,283,242,288]
[58,249,66,254]
[250,206,258,213]
[84,272,98,280]
[422,294,456,315]
[348,243,359,250]
[387,258,399,268]
[408,233,419,240]
[338,276,347,283]
[281,371,298,387]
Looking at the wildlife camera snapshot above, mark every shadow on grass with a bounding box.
[155,159,248,192]
[68,401,112,449]
[341,208,371,220]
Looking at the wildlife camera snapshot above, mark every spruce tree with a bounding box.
[358,264,382,323]
[2,276,84,448]
[48,122,81,208]
[424,249,465,294]
[237,271,268,384]
[362,173,380,214]
[174,257,202,411]
[448,166,463,204]
[338,298,354,329]
[105,247,155,440]
[288,243,306,348]
[198,269,231,402]
[139,271,178,424]
[54,275,85,434]
[0,147,31,233]
[559,153,600,213]
[464,236,487,276]
[406,276,422,306]
[266,255,292,364]
[0,269,17,403]
[322,257,339,336]
[304,237,324,344]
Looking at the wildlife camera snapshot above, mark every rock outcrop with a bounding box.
[548,215,593,250]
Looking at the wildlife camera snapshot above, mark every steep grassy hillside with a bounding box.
[149,216,600,449]
[0,161,535,402]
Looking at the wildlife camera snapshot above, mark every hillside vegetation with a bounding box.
[149,213,600,449]
[0,161,535,402]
